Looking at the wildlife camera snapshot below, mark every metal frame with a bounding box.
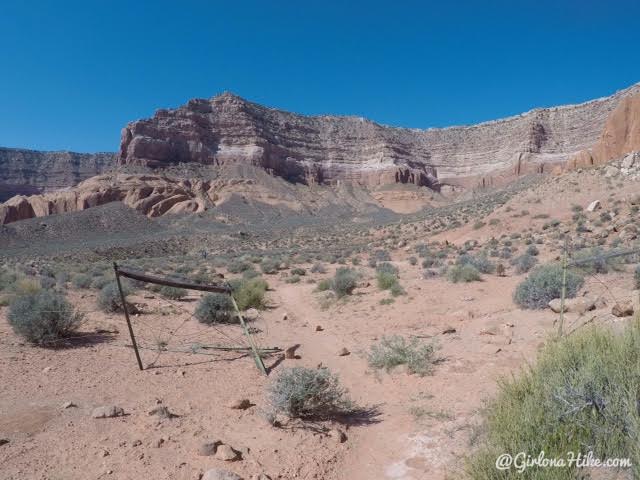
[112,262,267,374]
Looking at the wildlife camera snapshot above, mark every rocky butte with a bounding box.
[119,83,640,190]
[2,82,640,225]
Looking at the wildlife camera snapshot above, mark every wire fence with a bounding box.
[557,241,640,337]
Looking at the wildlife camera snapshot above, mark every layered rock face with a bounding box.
[0,174,217,225]
[567,93,640,169]
[119,84,640,190]
[0,148,116,201]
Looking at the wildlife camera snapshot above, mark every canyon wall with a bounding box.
[0,148,116,201]
[119,83,640,190]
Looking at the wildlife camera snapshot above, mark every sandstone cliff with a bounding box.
[0,148,116,201]
[567,93,640,169]
[119,83,640,190]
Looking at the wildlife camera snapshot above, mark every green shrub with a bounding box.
[331,267,358,298]
[233,277,268,310]
[0,268,18,292]
[376,262,398,276]
[261,257,280,274]
[97,282,131,312]
[310,263,326,274]
[291,268,306,276]
[473,221,486,230]
[457,253,495,274]
[512,253,537,274]
[285,275,301,284]
[408,256,417,266]
[316,279,331,292]
[227,259,251,274]
[447,264,481,283]
[8,290,83,345]
[71,274,92,289]
[267,367,355,419]
[195,293,235,324]
[159,286,187,300]
[572,247,622,275]
[513,264,583,309]
[368,336,437,376]
[466,321,640,479]
[91,275,111,290]
[377,271,398,290]
[525,245,539,256]
[389,282,406,297]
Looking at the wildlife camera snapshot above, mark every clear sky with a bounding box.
[1,0,639,153]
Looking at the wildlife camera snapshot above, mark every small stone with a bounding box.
[201,469,243,480]
[337,347,350,356]
[42,366,52,374]
[227,398,252,410]
[282,312,289,320]
[132,439,142,447]
[61,401,77,409]
[0,439,9,446]
[215,444,239,461]
[441,326,456,334]
[284,345,299,359]
[91,406,124,419]
[244,308,260,321]
[153,437,165,448]
[612,301,634,317]
[315,325,323,331]
[586,200,601,212]
[198,440,221,456]
[329,428,347,443]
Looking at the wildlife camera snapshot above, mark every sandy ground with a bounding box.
[1,167,638,480]
[1,257,635,480]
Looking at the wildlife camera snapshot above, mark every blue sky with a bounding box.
[1,0,639,152]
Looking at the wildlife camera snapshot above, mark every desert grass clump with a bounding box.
[97,281,133,313]
[456,253,495,274]
[447,264,481,283]
[512,253,537,274]
[159,286,187,300]
[232,277,268,310]
[195,293,235,324]
[227,259,252,274]
[267,366,355,420]
[331,267,358,298]
[310,262,326,274]
[513,264,583,309]
[71,273,92,289]
[260,257,280,274]
[466,321,640,479]
[368,335,437,376]
[8,290,83,346]
[634,265,640,289]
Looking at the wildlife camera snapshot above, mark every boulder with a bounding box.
[612,301,634,317]
[548,298,596,314]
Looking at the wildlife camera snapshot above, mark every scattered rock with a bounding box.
[548,298,596,314]
[201,469,243,480]
[604,166,619,178]
[215,444,240,461]
[153,437,165,448]
[586,200,601,212]
[284,344,299,359]
[612,301,634,317]
[282,312,289,321]
[329,428,347,443]
[251,475,272,480]
[0,439,9,446]
[227,398,252,410]
[148,405,177,418]
[441,326,457,334]
[622,152,636,169]
[61,401,77,409]
[198,440,221,456]
[337,347,350,356]
[315,325,324,331]
[91,406,124,419]
[244,308,260,321]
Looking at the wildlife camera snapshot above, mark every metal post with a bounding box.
[558,239,568,337]
[113,262,144,371]
[230,295,267,375]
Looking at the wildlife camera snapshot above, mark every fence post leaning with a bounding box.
[558,239,568,337]
[113,262,144,371]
